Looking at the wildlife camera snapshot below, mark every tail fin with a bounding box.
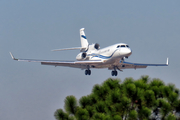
[80,28,89,49]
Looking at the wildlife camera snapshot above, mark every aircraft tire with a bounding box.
[85,70,88,75]
[112,71,118,76]
[115,71,118,76]
[88,70,91,75]
[111,71,114,76]
[85,70,91,75]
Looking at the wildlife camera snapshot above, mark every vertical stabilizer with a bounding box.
[80,28,89,50]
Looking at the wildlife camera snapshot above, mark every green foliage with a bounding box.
[150,78,164,87]
[92,113,110,120]
[165,113,176,120]
[102,78,121,90]
[75,108,89,120]
[113,115,122,120]
[123,77,134,85]
[85,106,95,118]
[96,101,108,113]
[138,106,151,119]
[144,90,156,107]
[92,84,109,101]
[79,95,92,108]
[54,109,73,120]
[125,83,136,98]
[140,75,150,83]
[128,110,137,120]
[159,99,171,118]
[176,100,180,112]
[64,95,77,115]
[106,88,121,104]
[55,76,180,120]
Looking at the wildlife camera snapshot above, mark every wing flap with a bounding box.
[121,64,147,69]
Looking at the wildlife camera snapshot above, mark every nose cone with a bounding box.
[120,48,132,57]
[127,49,132,56]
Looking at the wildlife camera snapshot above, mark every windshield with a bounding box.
[117,45,129,48]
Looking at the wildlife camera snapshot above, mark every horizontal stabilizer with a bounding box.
[51,47,86,51]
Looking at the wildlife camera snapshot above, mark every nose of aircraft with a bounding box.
[127,48,132,56]
[120,48,132,57]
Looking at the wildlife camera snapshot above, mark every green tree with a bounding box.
[64,95,77,115]
[54,76,180,120]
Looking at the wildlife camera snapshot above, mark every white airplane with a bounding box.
[10,28,168,76]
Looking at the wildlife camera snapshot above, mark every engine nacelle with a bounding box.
[94,43,100,50]
[89,43,100,50]
[76,52,87,60]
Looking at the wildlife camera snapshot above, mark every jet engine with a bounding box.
[94,43,100,50]
[89,43,100,50]
[76,52,87,60]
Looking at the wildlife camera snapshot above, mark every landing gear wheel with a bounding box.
[88,70,91,75]
[85,70,91,75]
[111,71,118,76]
[85,70,88,75]
[111,71,114,76]
[114,71,118,76]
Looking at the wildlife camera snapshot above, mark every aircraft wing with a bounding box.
[118,58,169,69]
[51,47,86,51]
[10,52,103,69]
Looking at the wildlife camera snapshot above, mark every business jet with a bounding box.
[10,28,168,76]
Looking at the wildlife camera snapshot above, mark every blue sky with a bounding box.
[1,1,180,120]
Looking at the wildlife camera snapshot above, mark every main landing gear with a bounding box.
[85,69,91,75]
[85,65,91,75]
[111,70,118,76]
[111,66,122,76]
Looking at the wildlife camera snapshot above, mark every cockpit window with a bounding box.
[117,45,120,48]
[117,45,129,48]
[121,45,126,47]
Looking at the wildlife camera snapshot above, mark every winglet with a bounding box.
[9,52,18,60]
[166,58,169,66]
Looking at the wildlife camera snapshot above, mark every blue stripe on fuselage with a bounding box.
[90,49,118,59]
